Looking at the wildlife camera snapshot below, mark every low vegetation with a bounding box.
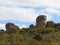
[0,15,60,45]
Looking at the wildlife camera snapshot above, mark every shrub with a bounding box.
[29,27,56,35]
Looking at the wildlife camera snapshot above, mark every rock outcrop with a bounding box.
[55,23,60,32]
[5,23,20,34]
[46,21,55,27]
[36,15,46,27]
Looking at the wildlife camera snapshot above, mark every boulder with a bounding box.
[46,21,55,27]
[5,23,20,34]
[36,15,46,27]
[55,23,60,32]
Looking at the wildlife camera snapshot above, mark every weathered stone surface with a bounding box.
[55,23,60,26]
[5,23,20,34]
[56,26,60,32]
[46,21,55,27]
[55,23,60,32]
[36,15,46,27]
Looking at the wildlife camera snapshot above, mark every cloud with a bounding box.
[0,6,53,22]
[0,0,60,8]
[20,24,27,29]
[0,7,37,22]
[45,8,60,14]
[0,0,60,29]
[0,24,5,30]
[0,0,60,22]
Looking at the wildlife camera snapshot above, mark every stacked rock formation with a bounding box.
[5,23,20,34]
[46,21,55,27]
[36,15,46,27]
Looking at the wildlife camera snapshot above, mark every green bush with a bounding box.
[29,27,56,35]
[20,28,29,34]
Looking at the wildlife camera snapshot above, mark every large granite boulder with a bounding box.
[36,15,46,27]
[46,21,55,27]
[5,23,20,34]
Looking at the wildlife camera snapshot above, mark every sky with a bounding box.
[0,0,60,30]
